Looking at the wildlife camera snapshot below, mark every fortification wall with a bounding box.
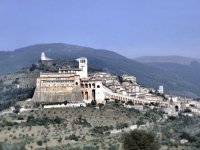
[32,86,83,103]
[32,73,82,103]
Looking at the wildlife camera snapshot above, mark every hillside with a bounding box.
[1,100,200,150]
[0,43,200,98]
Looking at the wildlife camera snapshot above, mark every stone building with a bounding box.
[32,57,105,104]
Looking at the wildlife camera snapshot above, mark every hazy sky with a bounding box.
[0,0,200,58]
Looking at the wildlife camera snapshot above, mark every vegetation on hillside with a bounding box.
[123,130,159,150]
[0,100,200,150]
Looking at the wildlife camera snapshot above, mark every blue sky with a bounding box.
[0,0,200,58]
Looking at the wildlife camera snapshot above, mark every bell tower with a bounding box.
[76,57,88,78]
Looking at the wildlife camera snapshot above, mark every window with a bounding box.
[81,84,84,88]
[85,84,88,88]
[97,85,100,88]
[81,59,85,63]
[92,83,95,88]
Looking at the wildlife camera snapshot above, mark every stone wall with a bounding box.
[32,86,83,103]
[32,73,83,103]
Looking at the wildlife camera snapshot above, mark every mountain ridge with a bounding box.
[135,55,200,65]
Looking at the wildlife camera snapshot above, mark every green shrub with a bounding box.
[91,126,113,135]
[123,130,160,150]
[13,105,21,114]
[168,116,177,121]
[180,132,196,142]
[83,146,97,150]
[66,134,79,141]
[108,144,120,150]
[37,140,43,146]
[54,116,62,124]
[184,108,192,113]
[116,123,128,129]
[26,115,63,126]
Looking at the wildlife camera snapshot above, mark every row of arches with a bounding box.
[81,89,96,100]
[81,83,95,88]
[111,95,134,102]
[109,94,145,104]
[80,83,101,89]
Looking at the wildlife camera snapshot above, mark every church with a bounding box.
[32,53,105,104]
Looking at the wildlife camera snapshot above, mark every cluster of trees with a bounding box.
[65,134,80,141]
[26,115,63,126]
[123,130,159,150]
[74,115,91,127]
[91,125,113,135]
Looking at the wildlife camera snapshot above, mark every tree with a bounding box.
[37,140,43,146]
[91,100,97,106]
[184,108,192,113]
[13,105,21,114]
[123,130,159,150]
[180,132,196,142]
[58,137,62,144]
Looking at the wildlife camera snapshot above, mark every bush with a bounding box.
[58,137,62,143]
[184,108,192,113]
[123,130,160,150]
[54,116,62,124]
[126,100,134,105]
[91,126,113,135]
[75,116,91,127]
[67,134,79,141]
[91,100,97,106]
[108,144,119,150]
[98,103,104,109]
[136,117,147,125]
[83,146,96,150]
[116,123,128,129]
[168,116,177,121]
[180,132,196,142]
[27,115,63,126]
[18,116,24,120]
[13,105,21,114]
[37,140,43,146]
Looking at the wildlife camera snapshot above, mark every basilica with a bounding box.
[32,53,106,104]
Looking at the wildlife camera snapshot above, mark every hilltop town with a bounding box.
[1,52,200,116]
[17,52,200,115]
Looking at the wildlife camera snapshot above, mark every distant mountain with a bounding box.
[0,43,200,98]
[135,55,200,65]
[135,55,200,98]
